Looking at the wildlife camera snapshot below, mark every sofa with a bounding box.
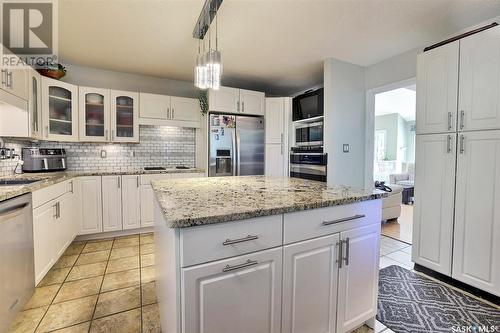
[389,162,415,187]
[381,184,403,222]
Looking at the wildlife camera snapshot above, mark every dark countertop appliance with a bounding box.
[22,148,67,173]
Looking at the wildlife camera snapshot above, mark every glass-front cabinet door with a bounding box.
[111,90,139,143]
[42,77,79,141]
[79,87,110,142]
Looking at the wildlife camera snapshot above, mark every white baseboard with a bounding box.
[75,226,154,241]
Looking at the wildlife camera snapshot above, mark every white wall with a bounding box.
[324,58,366,187]
[61,63,199,98]
[364,48,420,91]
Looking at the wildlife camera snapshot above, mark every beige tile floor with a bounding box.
[8,233,159,333]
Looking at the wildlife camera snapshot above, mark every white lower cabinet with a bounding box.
[122,175,141,230]
[102,176,123,232]
[282,234,340,333]
[79,176,103,235]
[182,248,282,333]
[452,130,500,296]
[412,134,456,275]
[336,223,380,333]
[140,185,155,228]
[33,200,58,284]
[33,180,77,284]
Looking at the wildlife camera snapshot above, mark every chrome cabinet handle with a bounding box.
[322,214,365,226]
[53,203,58,218]
[136,176,139,188]
[280,133,284,144]
[69,181,74,193]
[343,237,350,266]
[105,129,109,141]
[1,69,6,86]
[6,70,12,88]
[460,135,465,154]
[167,107,170,119]
[447,135,452,153]
[460,110,465,130]
[172,108,174,119]
[447,112,453,130]
[117,177,121,189]
[223,235,259,246]
[222,259,258,272]
[337,241,343,269]
[242,101,245,112]
[237,101,240,112]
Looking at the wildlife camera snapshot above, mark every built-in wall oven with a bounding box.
[290,146,327,182]
[295,121,323,147]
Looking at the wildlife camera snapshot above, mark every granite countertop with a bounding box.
[152,176,388,228]
[0,168,205,202]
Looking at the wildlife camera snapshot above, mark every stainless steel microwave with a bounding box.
[295,121,323,146]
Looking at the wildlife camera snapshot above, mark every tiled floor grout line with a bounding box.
[32,242,87,333]
[87,238,115,333]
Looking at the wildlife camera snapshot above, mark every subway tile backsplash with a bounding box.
[0,125,196,177]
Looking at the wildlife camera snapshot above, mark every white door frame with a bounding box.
[364,77,416,190]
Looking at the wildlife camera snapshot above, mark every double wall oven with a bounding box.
[290,88,327,182]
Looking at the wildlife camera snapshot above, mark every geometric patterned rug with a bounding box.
[377,265,500,333]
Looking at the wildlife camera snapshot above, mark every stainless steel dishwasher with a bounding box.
[0,194,34,333]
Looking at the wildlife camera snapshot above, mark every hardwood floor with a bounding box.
[381,204,413,244]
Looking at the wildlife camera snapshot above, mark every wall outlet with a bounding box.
[100,150,107,158]
[343,144,350,153]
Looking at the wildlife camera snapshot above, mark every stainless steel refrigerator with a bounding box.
[209,113,265,177]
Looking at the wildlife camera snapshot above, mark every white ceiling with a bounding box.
[59,0,500,95]
[375,86,416,121]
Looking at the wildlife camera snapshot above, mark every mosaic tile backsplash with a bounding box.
[0,125,196,177]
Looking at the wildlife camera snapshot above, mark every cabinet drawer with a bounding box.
[32,179,74,209]
[180,215,282,267]
[283,200,382,244]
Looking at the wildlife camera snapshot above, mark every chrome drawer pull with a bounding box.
[337,241,343,269]
[344,237,350,266]
[223,259,258,272]
[222,235,259,246]
[322,214,365,226]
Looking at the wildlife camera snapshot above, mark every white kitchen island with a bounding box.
[152,176,386,333]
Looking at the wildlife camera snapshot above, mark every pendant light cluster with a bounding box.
[194,0,223,90]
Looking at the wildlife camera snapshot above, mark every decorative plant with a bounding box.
[198,90,208,116]
[36,61,67,80]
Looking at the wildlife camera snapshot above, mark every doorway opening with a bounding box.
[367,80,416,244]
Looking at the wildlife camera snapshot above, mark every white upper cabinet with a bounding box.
[42,77,79,141]
[412,133,456,275]
[240,89,265,115]
[453,130,500,296]
[209,86,265,115]
[416,41,459,134]
[282,234,339,333]
[79,86,110,142]
[28,70,42,139]
[208,86,239,113]
[1,60,28,100]
[139,93,200,127]
[111,90,139,143]
[265,98,285,144]
[139,92,170,120]
[336,223,380,333]
[459,26,500,131]
[170,96,200,122]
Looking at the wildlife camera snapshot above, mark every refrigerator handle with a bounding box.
[236,130,241,176]
[231,129,237,176]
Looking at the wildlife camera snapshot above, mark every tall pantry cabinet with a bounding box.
[413,26,500,296]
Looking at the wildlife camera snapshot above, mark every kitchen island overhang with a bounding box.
[152,176,386,333]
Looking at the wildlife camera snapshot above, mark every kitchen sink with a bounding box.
[0,179,42,186]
